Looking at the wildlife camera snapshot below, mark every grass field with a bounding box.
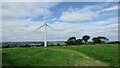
[51,44,118,66]
[2,44,118,66]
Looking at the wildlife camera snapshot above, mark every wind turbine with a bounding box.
[36,15,53,47]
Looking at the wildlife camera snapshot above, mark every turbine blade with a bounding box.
[36,25,44,31]
[46,25,63,31]
[46,25,55,30]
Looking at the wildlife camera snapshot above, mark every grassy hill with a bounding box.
[2,44,118,66]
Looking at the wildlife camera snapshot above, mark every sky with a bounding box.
[1,2,119,42]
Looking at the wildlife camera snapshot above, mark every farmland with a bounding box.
[2,44,118,66]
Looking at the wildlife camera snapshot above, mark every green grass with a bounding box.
[75,44,118,66]
[0,48,2,67]
[2,44,118,66]
[51,44,118,66]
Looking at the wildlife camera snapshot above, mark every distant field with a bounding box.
[2,44,118,66]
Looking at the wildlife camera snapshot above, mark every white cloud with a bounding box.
[1,0,119,2]
[1,2,60,41]
[2,2,60,21]
[1,0,64,2]
[2,19,44,41]
[79,17,118,41]
[78,3,119,13]
[51,18,58,21]
[2,19,85,41]
[60,10,99,22]
[92,17,118,26]
[79,3,110,12]
[100,5,119,12]
[1,2,118,42]
[2,17,118,42]
[107,17,118,23]
[59,3,118,22]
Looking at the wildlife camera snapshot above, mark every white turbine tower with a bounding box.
[36,15,53,47]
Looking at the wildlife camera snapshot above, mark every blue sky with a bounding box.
[2,2,119,42]
[30,2,118,23]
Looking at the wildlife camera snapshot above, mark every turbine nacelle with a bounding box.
[44,23,47,26]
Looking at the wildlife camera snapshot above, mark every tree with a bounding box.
[68,37,76,41]
[65,37,77,45]
[98,36,109,43]
[76,39,83,45]
[82,35,90,44]
[92,36,109,44]
[92,37,101,44]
